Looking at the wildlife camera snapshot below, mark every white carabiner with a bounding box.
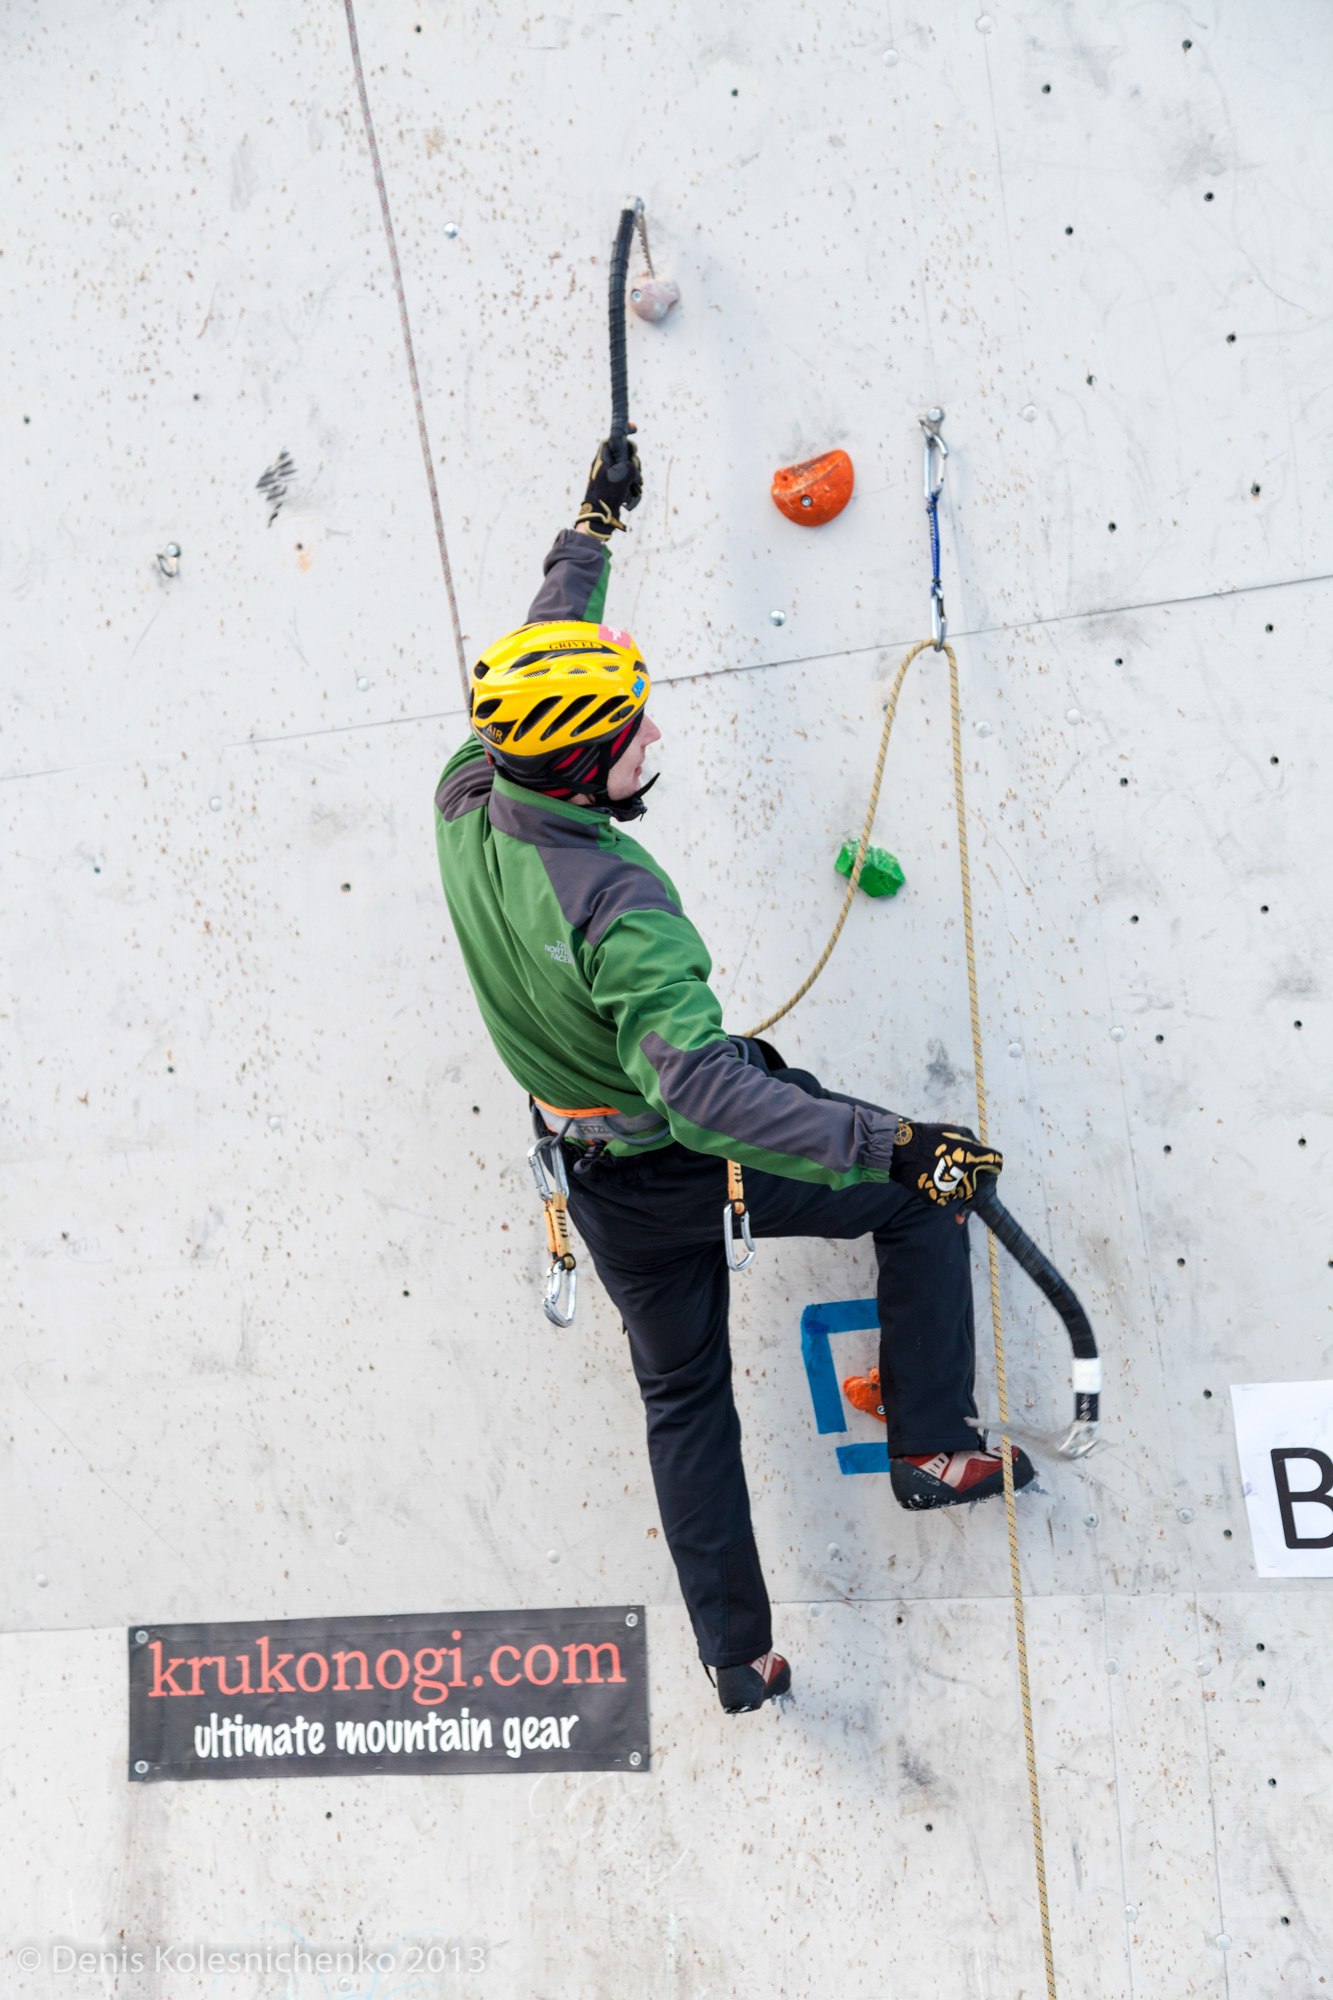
[920,408,948,502]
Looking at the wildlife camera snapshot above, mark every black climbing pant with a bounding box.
[563,1064,979,1670]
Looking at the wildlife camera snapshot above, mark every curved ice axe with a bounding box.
[968,1178,1101,1458]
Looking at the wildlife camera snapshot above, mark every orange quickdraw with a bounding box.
[528,1133,578,1326]
[724,1158,755,1272]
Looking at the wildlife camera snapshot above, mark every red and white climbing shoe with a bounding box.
[709,1650,792,1714]
[890,1442,1035,1510]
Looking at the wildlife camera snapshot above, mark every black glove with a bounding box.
[576,434,643,540]
[889,1118,1003,1208]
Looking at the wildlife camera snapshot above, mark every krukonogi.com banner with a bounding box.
[128,1606,648,1781]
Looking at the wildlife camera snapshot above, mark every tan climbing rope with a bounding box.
[744,638,933,1039]
[745,636,1059,1999]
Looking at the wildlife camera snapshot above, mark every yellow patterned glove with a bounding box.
[890,1119,1003,1208]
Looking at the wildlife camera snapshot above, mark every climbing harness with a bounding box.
[921,407,949,649]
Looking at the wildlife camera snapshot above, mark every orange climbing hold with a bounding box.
[771,448,855,526]
[843,1364,885,1422]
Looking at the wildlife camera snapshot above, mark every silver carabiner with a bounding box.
[529,1132,577,1325]
[930,587,948,650]
[920,407,948,502]
[543,1259,577,1328]
[528,1133,570,1202]
[723,1200,756,1272]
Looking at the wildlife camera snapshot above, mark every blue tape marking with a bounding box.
[836,1442,892,1475]
[801,1299,896,1475]
[800,1299,877,1434]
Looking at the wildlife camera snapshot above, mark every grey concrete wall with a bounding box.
[3,1,1331,1994]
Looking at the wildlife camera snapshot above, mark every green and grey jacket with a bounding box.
[433,529,899,1188]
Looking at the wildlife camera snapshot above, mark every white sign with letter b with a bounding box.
[1231,1381,1333,1578]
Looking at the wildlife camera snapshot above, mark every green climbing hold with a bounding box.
[835,838,905,899]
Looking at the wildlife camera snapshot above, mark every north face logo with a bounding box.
[544,941,574,966]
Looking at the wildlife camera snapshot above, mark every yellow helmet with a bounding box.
[470,619,653,811]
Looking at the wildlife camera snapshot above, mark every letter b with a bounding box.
[1270,1448,1333,1550]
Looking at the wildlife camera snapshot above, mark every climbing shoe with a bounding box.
[709,1650,792,1714]
[890,1442,1035,1510]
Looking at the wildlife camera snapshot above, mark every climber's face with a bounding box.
[606,710,661,802]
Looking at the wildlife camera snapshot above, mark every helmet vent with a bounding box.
[542,694,596,741]
[572,697,633,737]
[474,697,501,720]
[513,694,561,742]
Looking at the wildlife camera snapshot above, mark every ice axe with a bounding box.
[967,1175,1101,1457]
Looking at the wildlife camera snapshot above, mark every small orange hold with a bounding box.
[771,448,854,527]
[843,1365,885,1423]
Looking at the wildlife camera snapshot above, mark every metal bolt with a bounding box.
[924,406,945,426]
[629,1751,642,1767]
[268,1115,282,1132]
[547,1550,560,1563]
[769,610,786,626]
[827,1542,841,1558]
[334,1529,347,1546]
[1123,1906,1138,1922]
[883,47,899,65]
[1215,1934,1232,1950]
[111,211,125,227]
[356,675,371,691]
[1021,404,1037,422]
[156,543,182,578]
[209,796,222,812]
[975,13,994,30]
[800,494,813,508]
[1106,1659,1120,1674]
[134,1759,149,1775]
[1178,1507,1194,1523]
[1066,708,1082,723]
[1084,1513,1098,1527]
[977,721,993,737]
[1110,1026,1126,1042]
[1008,1042,1023,1059]
[443,222,460,239]
[1196,1658,1212,1676]
[630,288,642,303]
[624,1612,638,1627]
[35,1574,48,1589]
[135,1630,149,1645]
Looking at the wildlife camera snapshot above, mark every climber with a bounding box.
[432,438,1034,1717]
